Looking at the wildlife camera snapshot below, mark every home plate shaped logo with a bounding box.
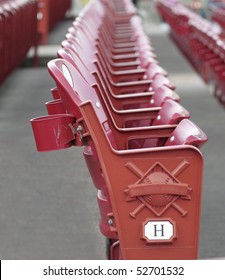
[124,161,192,218]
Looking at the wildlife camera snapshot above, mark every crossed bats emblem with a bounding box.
[124,160,192,218]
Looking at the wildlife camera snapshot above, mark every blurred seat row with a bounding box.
[0,0,37,84]
[156,0,225,107]
[0,0,72,85]
[211,5,225,31]
[37,0,71,44]
[31,0,207,260]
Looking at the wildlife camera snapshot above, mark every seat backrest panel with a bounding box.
[150,86,180,107]
[152,99,190,126]
[164,119,208,148]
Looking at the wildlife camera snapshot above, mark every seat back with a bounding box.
[47,58,117,149]
[164,119,208,148]
[152,99,190,126]
[47,58,103,121]
[150,86,180,107]
[140,99,190,148]
[57,47,96,85]
[151,74,176,91]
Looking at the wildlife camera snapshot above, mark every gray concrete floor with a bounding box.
[0,2,224,260]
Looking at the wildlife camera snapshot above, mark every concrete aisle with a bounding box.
[0,67,105,259]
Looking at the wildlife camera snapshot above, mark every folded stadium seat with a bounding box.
[164,119,207,149]
[140,99,190,148]
[80,105,207,260]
